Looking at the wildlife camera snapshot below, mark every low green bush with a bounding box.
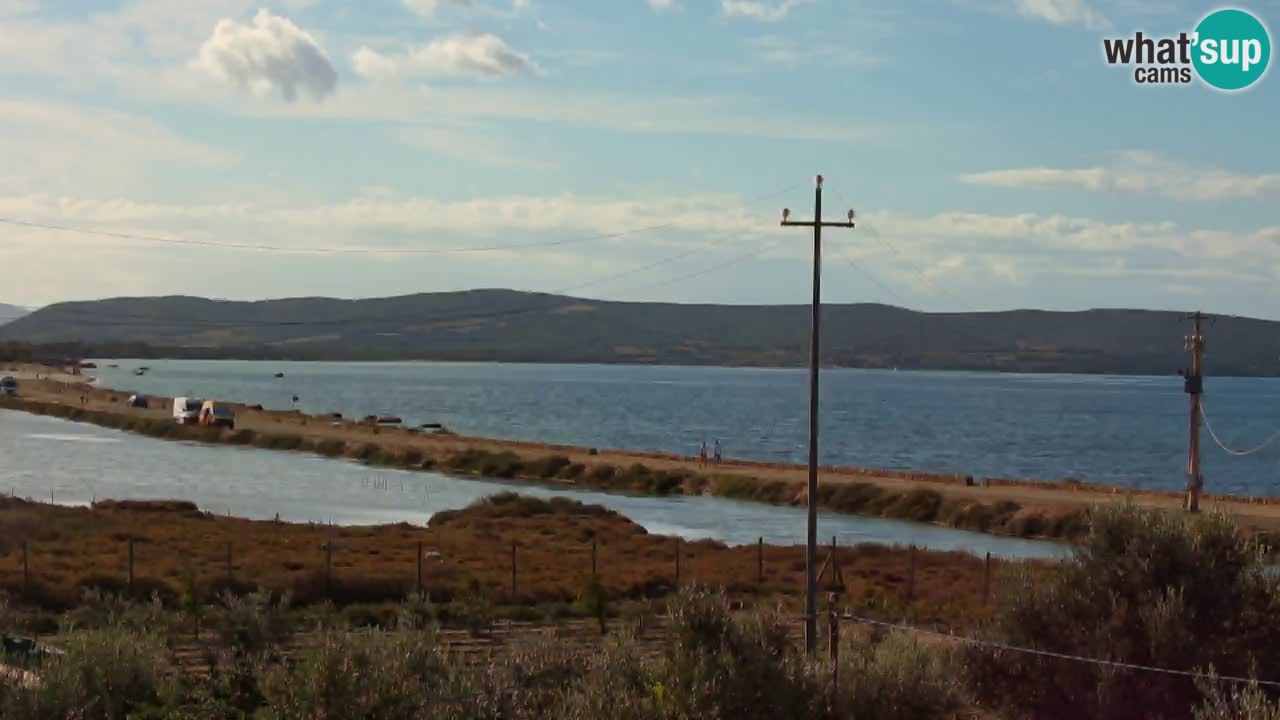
[0,628,175,720]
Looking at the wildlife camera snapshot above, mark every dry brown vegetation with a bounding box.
[0,494,1009,630]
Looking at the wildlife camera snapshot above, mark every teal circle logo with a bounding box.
[1192,8,1271,91]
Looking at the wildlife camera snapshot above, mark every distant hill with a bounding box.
[2,290,1277,375]
[0,303,29,325]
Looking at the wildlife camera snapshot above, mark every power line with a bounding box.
[842,612,1280,689]
[864,225,972,309]
[0,182,803,257]
[618,237,791,294]
[827,243,918,309]
[0,216,685,256]
[1200,403,1280,457]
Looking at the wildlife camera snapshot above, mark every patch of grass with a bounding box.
[314,439,346,457]
[882,489,944,523]
[1046,508,1090,539]
[444,449,524,478]
[253,434,305,452]
[526,455,573,479]
[585,464,617,486]
[226,429,258,446]
[822,483,888,514]
[1006,513,1047,538]
[557,463,586,480]
[91,499,200,514]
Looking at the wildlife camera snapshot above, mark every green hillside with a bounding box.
[1,290,1275,375]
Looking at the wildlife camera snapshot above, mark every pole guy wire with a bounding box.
[842,612,1280,689]
[1199,402,1280,457]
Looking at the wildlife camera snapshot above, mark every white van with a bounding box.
[173,397,203,424]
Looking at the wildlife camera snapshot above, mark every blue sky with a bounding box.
[0,0,1278,318]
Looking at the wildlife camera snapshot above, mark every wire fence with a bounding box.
[0,530,1000,615]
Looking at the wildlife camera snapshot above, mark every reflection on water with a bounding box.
[0,409,1065,559]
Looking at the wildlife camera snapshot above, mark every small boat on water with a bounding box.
[274,372,285,378]
[133,369,146,376]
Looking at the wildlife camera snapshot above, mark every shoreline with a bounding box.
[7,368,1280,542]
[78,355,1280,379]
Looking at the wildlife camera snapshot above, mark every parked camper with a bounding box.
[0,376,16,397]
[198,401,235,430]
[173,397,203,424]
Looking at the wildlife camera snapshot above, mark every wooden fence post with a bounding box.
[983,552,992,606]
[906,545,916,603]
[828,593,840,711]
[591,539,598,580]
[127,538,135,595]
[675,538,682,588]
[511,541,517,599]
[757,537,764,586]
[416,540,424,596]
[324,542,333,599]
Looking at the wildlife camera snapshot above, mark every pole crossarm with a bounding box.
[781,221,856,229]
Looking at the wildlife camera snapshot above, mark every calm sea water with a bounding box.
[0,410,1061,559]
[91,360,1280,497]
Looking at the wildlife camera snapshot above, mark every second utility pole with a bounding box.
[781,175,855,655]
[1183,311,1209,512]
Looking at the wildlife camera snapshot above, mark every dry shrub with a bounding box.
[970,505,1280,720]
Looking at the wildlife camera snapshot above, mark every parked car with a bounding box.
[0,376,16,397]
[198,401,235,430]
[173,397,203,424]
[127,394,148,408]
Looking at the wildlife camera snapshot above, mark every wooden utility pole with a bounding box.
[781,175,856,655]
[1183,311,1209,512]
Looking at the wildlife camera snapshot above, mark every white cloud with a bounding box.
[649,0,676,10]
[721,0,803,22]
[1014,0,1110,30]
[193,9,338,102]
[353,33,534,79]
[960,151,1280,202]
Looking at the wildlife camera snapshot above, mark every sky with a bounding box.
[0,0,1278,318]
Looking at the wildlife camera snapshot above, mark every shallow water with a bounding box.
[0,409,1064,559]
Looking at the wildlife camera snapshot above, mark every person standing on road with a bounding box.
[714,440,722,464]
[699,440,708,467]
